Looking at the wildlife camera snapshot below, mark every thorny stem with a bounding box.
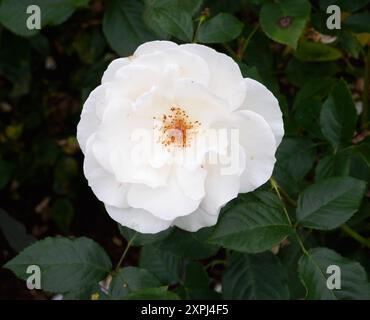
[340,224,370,250]
[114,232,137,273]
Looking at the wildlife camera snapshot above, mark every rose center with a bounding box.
[154,106,200,148]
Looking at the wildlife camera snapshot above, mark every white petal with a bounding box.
[173,207,218,232]
[234,110,277,193]
[77,84,108,153]
[180,43,245,109]
[90,98,134,173]
[97,97,172,187]
[135,80,229,127]
[101,58,131,84]
[176,166,207,201]
[110,147,170,187]
[173,79,231,127]
[90,133,115,174]
[127,170,201,220]
[194,143,246,216]
[201,165,240,216]
[132,48,210,86]
[113,65,160,101]
[239,78,284,146]
[134,40,178,56]
[84,136,129,208]
[105,205,172,234]
[134,81,231,169]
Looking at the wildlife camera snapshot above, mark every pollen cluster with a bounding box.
[153,106,201,148]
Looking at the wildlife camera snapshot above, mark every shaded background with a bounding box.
[0,0,369,299]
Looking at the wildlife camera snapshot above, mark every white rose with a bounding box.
[77,41,284,234]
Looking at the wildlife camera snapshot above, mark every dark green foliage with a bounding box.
[1,0,370,300]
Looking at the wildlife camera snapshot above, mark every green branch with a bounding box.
[270,178,308,255]
[236,24,259,61]
[114,232,137,273]
[340,224,370,249]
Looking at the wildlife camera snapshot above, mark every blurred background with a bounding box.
[0,0,369,299]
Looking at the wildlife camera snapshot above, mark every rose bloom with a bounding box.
[77,41,284,234]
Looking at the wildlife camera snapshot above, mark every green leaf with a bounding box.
[294,98,323,138]
[349,150,370,182]
[244,31,279,93]
[153,227,219,259]
[180,261,218,299]
[210,191,292,253]
[348,198,370,228]
[314,150,354,181]
[338,31,362,59]
[0,209,36,252]
[239,63,263,82]
[298,247,370,299]
[184,261,209,289]
[272,163,301,196]
[124,287,180,300]
[279,234,317,299]
[356,138,370,169]
[285,58,338,87]
[110,267,161,299]
[275,137,316,181]
[296,177,367,230]
[320,80,358,149]
[223,252,289,299]
[4,237,112,293]
[0,0,88,37]
[103,0,156,56]
[178,0,203,16]
[139,245,183,284]
[293,77,334,108]
[143,0,193,41]
[294,42,342,62]
[197,13,243,43]
[118,225,173,247]
[344,12,370,33]
[260,0,311,49]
